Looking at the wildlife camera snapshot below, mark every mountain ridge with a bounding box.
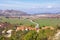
[0,9,30,17]
[0,10,60,17]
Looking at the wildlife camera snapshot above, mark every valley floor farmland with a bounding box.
[0,17,35,27]
[34,18,60,27]
[0,17,60,27]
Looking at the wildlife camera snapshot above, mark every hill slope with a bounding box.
[0,10,30,17]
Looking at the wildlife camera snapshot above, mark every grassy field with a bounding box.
[0,17,35,27]
[34,18,60,27]
[0,17,60,27]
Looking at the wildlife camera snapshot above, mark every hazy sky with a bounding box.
[0,0,60,14]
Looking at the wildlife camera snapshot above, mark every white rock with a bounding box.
[7,30,13,34]
[2,30,6,33]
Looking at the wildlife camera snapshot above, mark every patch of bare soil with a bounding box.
[52,30,60,40]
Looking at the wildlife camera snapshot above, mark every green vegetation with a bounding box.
[0,17,60,27]
[0,29,56,40]
[24,30,37,40]
[34,18,60,27]
[0,17,35,27]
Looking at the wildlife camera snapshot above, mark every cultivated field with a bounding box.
[34,18,60,27]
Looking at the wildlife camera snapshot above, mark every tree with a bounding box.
[37,30,48,40]
[23,31,37,40]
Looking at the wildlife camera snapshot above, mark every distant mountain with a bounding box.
[0,10,30,17]
[0,10,60,17]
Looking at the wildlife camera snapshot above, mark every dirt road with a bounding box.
[30,20,39,28]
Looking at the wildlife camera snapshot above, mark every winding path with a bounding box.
[30,20,39,28]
